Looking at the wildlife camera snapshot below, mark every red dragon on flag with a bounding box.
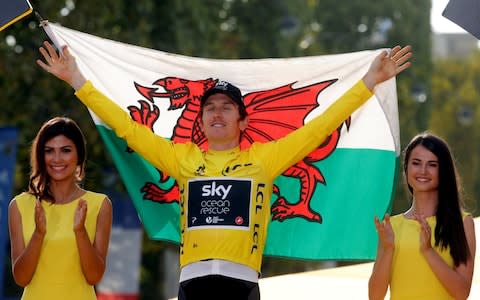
[127,76,350,223]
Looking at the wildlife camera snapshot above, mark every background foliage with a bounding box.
[2,0,478,299]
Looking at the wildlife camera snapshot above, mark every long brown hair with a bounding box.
[403,132,470,266]
[28,117,86,202]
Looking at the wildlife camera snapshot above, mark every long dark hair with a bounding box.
[28,117,87,202]
[403,132,470,266]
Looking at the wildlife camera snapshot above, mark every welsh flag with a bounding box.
[45,23,399,260]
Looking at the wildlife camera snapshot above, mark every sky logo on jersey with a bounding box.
[188,178,252,229]
[201,181,232,200]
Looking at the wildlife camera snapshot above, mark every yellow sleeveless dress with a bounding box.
[14,191,106,300]
[389,214,464,299]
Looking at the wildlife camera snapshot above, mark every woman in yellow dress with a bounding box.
[369,132,476,299]
[8,116,112,300]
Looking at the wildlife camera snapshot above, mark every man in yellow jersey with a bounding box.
[37,41,412,300]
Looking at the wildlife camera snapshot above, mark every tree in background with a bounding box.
[427,50,480,214]
[0,0,432,298]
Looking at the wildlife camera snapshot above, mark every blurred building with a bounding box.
[432,33,478,59]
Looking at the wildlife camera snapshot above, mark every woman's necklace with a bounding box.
[54,186,83,204]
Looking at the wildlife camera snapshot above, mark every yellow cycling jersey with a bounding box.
[76,80,372,271]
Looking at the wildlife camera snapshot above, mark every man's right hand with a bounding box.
[36,41,87,91]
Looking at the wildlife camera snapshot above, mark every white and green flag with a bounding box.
[45,23,399,260]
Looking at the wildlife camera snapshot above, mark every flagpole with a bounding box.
[36,13,66,51]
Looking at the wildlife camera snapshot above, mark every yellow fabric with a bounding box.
[14,191,106,300]
[76,80,372,272]
[389,214,455,299]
